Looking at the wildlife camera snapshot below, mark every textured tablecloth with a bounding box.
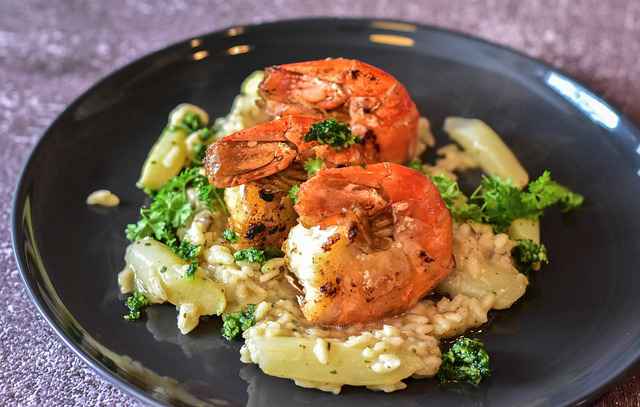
[1,1,639,405]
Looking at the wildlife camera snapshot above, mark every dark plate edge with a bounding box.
[10,16,640,407]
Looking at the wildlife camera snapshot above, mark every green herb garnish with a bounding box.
[304,157,324,177]
[437,337,491,385]
[407,158,424,171]
[430,175,483,223]
[234,248,266,264]
[223,228,239,243]
[176,240,201,261]
[512,239,549,275]
[471,171,583,232]
[192,143,207,165]
[288,184,300,204]
[123,292,150,321]
[185,262,198,279]
[197,127,213,142]
[304,119,360,149]
[221,304,257,340]
[126,167,225,260]
[431,171,583,233]
[194,173,227,214]
[182,112,204,132]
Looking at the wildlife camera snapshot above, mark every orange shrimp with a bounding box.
[284,163,454,325]
[205,115,376,188]
[259,58,420,163]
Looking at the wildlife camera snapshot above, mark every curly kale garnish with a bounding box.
[406,158,424,171]
[221,304,257,340]
[123,292,150,321]
[288,184,300,204]
[223,228,239,243]
[126,167,225,263]
[233,248,266,264]
[304,157,324,176]
[512,239,549,275]
[430,171,583,233]
[437,337,491,385]
[304,119,361,149]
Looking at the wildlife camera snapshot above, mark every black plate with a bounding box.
[12,18,640,407]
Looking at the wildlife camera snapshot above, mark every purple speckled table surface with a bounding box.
[1,1,639,405]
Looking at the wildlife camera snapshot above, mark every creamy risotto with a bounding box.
[116,59,583,394]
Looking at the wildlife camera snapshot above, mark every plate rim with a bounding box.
[11,16,640,407]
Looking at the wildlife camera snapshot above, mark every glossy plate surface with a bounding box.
[12,18,640,407]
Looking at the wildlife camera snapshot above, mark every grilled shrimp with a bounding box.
[259,58,420,163]
[224,183,297,249]
[284,163,454,325]
[205,115,376,188]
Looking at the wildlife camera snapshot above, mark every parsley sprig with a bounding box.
[124,292,150,321]
[304,119,361,149]
[437,337,490,385]
[288,184,300,204]
[221,304,257,340]
[304,157,324,177]
[126,167,225,263]
[512,239,549,275]
[234,248,266,264]
[223,228,239,243]
[431,171,583,233]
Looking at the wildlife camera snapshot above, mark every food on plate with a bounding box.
[116,58,583,393]
[121,238,226,334]
[436,336,490,385]
[443,117,529,187]
[205,116,375,188]
[205,58,424,250]
[86,189,120,207]
[259,58,420,163]
[137,104,210,190]
[287,163,453,325]
[223,182,298,249]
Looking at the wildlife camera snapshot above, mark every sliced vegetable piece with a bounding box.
[138,103,210,190]
[240,70,265,96]
[444,117,529,188]
[136,128,188,190]
[508,218,540,244]
[125,238,226,333]
[245,336,424,386]
[169,103,210,128]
